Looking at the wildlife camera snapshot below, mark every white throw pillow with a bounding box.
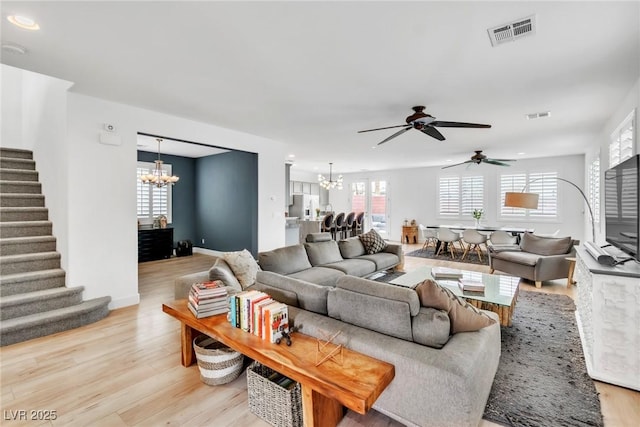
[222,249,260,289]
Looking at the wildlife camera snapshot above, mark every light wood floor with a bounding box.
[1,243,638,426]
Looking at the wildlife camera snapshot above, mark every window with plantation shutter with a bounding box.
[500,172,558,219]
[439,176,460,216]
[439,175,484,217]
[461,176,484,215]
[609,111,634,167]
[588,157,600,224]
[137,162,173,223]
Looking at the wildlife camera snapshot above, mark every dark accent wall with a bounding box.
[196,151,258,256]
[137,151,197,246]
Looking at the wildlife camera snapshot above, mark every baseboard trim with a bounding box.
[193,247,224,257]
[108,293,140,309]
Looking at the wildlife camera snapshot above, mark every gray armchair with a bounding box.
[488,233,579,288]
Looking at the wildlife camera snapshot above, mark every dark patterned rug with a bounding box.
[405,247,488,265]
[483,291,603,427]
[373,273,603,426]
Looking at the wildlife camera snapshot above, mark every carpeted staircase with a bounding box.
[0,147,111,346]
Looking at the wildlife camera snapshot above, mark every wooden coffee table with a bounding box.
[163,300,394,427]
[390,266,521,326]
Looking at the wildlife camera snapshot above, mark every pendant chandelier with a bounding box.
[140,138,180,187]
[318,162,343,190]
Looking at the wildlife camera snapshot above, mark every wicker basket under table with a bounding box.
[247,362,303,427]
[193,335,244,386]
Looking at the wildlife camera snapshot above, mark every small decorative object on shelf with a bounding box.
[315,329,344,367]
[315,207,320,219]
[275,325,298,346]
[411,219,417,226]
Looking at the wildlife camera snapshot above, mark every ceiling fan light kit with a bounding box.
[358,106,491,146]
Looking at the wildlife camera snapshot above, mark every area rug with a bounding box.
[405,247,488,266]
[483,291,603,427]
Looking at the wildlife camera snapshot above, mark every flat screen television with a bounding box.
[604,154,639,260]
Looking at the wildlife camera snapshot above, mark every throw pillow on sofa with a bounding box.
[359,228,387,255]
[222,249,260,289]
[208,258,243,291]
[415,279,495,333]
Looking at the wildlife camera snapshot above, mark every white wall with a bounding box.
[330,155,587,243]
[3,65,286,310]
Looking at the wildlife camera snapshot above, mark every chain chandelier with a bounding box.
[140,138,180,187]
[318,162,343,190]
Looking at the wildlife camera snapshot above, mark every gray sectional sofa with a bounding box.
[173,233,500,426]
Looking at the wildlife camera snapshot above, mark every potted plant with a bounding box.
[472,209,483,227]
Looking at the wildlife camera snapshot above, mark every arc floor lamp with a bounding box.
[504,176,596,242]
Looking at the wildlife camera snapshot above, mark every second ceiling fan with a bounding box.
[442,150,516,169]
[358,106,491,145]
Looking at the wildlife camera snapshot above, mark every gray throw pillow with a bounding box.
[208,258,242,291]
[358,229,387,255]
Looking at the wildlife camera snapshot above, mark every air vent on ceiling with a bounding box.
[488,15,536,47]
[526,111,551,120]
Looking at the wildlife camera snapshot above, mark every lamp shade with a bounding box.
[504,192,539,209]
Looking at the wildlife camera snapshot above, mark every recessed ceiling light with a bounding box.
[7,15,40,30]
[445,159,452,162]
[517,152,526,155]
[1,42,27,54]
[288,154,295,158]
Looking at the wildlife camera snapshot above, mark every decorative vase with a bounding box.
[475,218,481,228]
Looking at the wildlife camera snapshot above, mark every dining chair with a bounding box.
[461,229,488,261]
[320,213,335,239]
[418,224,438,252]
[488,230,518,245]
[345,212,356,238]
[334,212,346,240]
[354,212,365,236]
[436,227,464,259]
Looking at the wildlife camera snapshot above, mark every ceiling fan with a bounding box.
[358,106,491,145]
[442,150,516,169]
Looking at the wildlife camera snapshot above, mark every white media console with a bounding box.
[574,246,640,391]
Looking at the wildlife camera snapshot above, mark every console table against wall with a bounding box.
[402,225,418,244]
[574,247,640,391]
[138,227,174,262]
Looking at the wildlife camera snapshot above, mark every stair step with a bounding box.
[0,158,35,171]
[0,269,66,297]
[0,168,39,182]
[1,235,57,256]
[0,296,111,346]
[0,287,85,320]
[0,251,60,275]
[0,207,49,222]
[0,221,52,238]
[0,148,33,160]
[0,194,45,207]
[0,181,42,194]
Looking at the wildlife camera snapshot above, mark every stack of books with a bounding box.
[228,290,289,343]
[431,267,463,280]
[458,279,485,296]
[188,280,229,318]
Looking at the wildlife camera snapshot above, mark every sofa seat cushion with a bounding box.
[258,244,312,275]
[492,250,540,267]
[338,237,367,259]
[358,252,399,270]
[322,258,377,276]
[288,266,345,287]
[520,232,573,256]
[304,240,343,266]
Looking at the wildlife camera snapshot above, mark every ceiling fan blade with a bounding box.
[488,158,517,162]
[421,126,445,141]
[483,159,512,167]
[377,126,412,145]
[441,160,473,169]
[358,124,409,133]
[431,121,491,128]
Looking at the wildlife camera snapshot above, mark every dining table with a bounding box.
[425,224,535,254]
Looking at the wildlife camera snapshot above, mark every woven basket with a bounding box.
[193,335,244,386]
[247,362,303,427]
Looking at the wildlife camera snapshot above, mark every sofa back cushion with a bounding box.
[338,237,367,259]
[254,270,329,314]
[520,233,573,256]
[411,307,451,349]
[258,244,312,275]
[304,240,343,266]
[327,276,419,341]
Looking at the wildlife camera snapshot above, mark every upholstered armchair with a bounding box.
[488,233,579,288]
